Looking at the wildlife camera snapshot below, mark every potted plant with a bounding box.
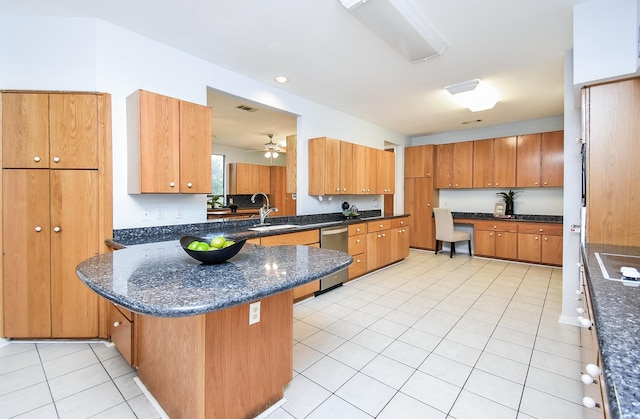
[496,190,522,216]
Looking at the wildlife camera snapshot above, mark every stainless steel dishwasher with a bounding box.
[317,225,349,294]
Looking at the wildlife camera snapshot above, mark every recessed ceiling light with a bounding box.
[274,76,289,84]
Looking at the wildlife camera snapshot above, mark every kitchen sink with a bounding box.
[594,252,640,286]
[248,224,300,232]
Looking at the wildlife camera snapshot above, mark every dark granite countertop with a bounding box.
[112,210,410,246]
[452,212,563,223]
[581,243,640,419]
[76,241,352,318]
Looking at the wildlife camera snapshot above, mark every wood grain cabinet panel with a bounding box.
[404,177,437,249]
[540,130,564,187]
[493,136,517,188]
[405,145,435,178]
[377,149,395,194]
[516,134,542,187]
[285,134,297,194]
[228,163,271,195]
[516,131,563,188]
[128,89,211,194]
[436,141,473,188]
[473,139,494,188]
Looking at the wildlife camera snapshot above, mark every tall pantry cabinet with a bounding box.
[1,92,112,338]
[404,145,439,250]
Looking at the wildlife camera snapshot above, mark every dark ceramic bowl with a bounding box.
[179,235,246,264]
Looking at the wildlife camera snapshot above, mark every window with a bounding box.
[211,154,224,197]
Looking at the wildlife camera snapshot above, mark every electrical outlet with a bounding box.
[156,207,164,220]
[143,208,151,221]
[175,207,183,219]
[249,301,261,325]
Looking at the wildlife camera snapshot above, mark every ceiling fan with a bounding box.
[263,134,281,158]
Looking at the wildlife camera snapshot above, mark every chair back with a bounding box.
[433,208,455,241]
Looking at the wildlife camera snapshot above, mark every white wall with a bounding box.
[573,0,640,85]
[1,16,408,229]
[411,116,565,215]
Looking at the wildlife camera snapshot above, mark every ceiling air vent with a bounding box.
[236,105,259,112]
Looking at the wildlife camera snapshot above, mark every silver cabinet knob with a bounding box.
[582,397,599,409]
[34,156,41,162]
[169,182,175,187]
[35,226,42,232]
[53,156,60,163]
[187,182,193,188]
[53,226,61,232]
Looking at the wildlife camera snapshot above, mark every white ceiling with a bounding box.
[2,0,586,149]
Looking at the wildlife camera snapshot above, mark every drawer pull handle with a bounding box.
[113,322,121,327]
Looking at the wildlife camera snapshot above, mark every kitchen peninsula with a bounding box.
[76,241,352,418]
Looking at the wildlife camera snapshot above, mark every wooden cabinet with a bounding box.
[517,223,563,265]
[270,166,295,216]
[473,137,517,188]
[127,89,212,194]
[436,141,473,188]
[228,163,271,195]
[390,217,410,261]
[308,137,353,195]
[2,91,112,339]
[377,149,395,194]
[585,78,640,247]
[516,131,564,188]
[353,144,377,194]
[473,220,518,260]
[285,134,297,194]
[405,145,435,178]
[2,92,99,169]
[348,224,367,280]
[404,177,438,250]
[109,303,135,366]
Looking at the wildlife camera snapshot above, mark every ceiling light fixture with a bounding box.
[445,79,498,112]
[274,76,289,83]
[338,0,447,63]
[264,134,280,163]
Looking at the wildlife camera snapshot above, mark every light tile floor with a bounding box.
[0,250,587,418]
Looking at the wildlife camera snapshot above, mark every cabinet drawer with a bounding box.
[474,220,518,232]
[348,223,366,236]
[109,304,133,366]
[391,217,409,229]
[260,229,319,246]
[349,234,366,255]
[348,253,368,279]
[367,220,391,233]
[518,223,563,235]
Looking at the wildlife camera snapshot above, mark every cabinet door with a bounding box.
[377,149,395,194]
[473,139,494,188]
[308,137,339,195]
[179,100,212,193]
[138,90,181,193]
[340,141,353,194]
[404,177,435,249]
[540,130,564,187]
[405,145,434,178]
[390,226,410,261]
[285,134,297,194]
[453,141,474,188]
[325,138,341,194]
[258,165,271,194]
[2,169,52,337]
[49,93,99,169]
[493,136,517,188]
[270,166,295,216]
[50,170,99,338]
[2,93,50,168]
[495,231,518,259]
[516,134,541,187]
[474,230,495,257]
[541,235,563,265]
[517,233,541,263]
[435,143,453,188]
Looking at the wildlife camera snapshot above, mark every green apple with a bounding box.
[222,240,235,248]
[187,241,200,250]
[209,236,226,249]
[194,242,210,251]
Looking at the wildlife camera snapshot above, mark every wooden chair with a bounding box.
[433,208,472,258]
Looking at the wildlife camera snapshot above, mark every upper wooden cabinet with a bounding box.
[228,163,271,195]
[377,149,395,194]
[285,134,297,194]
[308,137,343,195]
[436,141,473,188]
[270,165,295,216]
[2,92,99,169]
[516,131,563,187]
[353,144,377,194]
[127,90,212,194]
[473,137,516,188]
[405,144,435,178]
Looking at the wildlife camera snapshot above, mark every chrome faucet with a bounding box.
[251,192,278,225]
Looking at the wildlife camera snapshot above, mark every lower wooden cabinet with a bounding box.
[517,223,563,265]
[109,303,135,366]
[348,224,367,280]
[474,221,518,260]
[366,218,410,272]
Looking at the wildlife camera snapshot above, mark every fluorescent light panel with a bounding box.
[339,0,447,62]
